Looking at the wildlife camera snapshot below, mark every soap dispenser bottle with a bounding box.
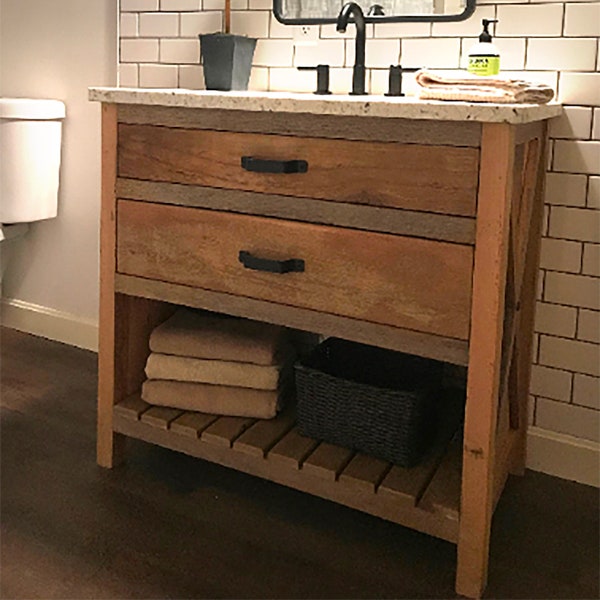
[468,19,500,76]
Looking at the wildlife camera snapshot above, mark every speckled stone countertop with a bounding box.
[89,87,562,124]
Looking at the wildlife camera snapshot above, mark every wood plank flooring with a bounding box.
[1,327,598,599]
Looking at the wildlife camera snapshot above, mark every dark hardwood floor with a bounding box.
[1,327,598,600]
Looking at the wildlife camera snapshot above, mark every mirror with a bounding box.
[273,0,476,23]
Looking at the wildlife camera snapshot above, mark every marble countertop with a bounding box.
[89,87,562,124]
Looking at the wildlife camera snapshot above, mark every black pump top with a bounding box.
[479,18,498,43]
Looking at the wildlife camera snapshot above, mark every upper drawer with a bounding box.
[118,124,479,217]
[116,200,473,340]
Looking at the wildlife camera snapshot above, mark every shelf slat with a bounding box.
[379,392,465,508]
[233,407,296,458]
[419,434,462,522]
[201,416,256,447]
[268,426,320,469]
[170,412,218,438]
[140,406,184,429]
[114,394,151,420]
[339,454,391,493]
[302,443,354,482]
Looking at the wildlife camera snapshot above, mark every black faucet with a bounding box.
[336,2,367,95]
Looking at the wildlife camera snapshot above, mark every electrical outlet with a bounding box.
[293,25,319,45]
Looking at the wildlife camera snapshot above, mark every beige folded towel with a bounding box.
[145,352,292,390]
[416,70,555,104]
[142,379,285,419]
[150,309,290,365]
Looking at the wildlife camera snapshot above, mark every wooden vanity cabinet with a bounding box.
[97,101,551,599]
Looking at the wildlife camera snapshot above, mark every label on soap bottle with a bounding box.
[468,56,500,76]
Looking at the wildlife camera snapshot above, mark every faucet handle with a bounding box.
[367,4,384,15]
[297,65,331,95]
[385,65,420,97]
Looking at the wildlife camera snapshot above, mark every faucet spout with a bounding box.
[336,2,367,95]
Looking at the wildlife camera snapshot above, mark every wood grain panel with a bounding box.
[115,274,470,365]
[116,178,476,245]
[510,126,548,475]
[118,104,482,147]
[116,201,473,340]
[118,124,479,216]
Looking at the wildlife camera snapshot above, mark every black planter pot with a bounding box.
[199,33,257,91]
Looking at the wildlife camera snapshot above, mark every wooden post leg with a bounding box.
[456,123,514,599]
[98,292,132,468]
[97,103,121,468]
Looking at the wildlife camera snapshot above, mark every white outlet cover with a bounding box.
[293,25,319,45]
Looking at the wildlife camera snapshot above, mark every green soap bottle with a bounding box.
[468,19,500,76]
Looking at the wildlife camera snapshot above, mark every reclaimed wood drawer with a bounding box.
[116,200,473,340]
[117,124,479,217]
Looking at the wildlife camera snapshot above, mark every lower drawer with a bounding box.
[116,200,473,340]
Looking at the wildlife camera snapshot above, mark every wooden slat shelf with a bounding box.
[113,393,464,544]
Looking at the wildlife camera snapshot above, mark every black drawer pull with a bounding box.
[238,251,305,274]
[241,156,308,174]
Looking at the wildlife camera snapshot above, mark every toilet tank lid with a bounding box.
[0,98,65,120]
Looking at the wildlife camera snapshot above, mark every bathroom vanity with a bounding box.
[90,87,560,598]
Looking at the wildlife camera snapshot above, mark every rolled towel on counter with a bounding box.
[145,352,293,390]
[415,70,555,104]
[150,309,291,365]
[141,379,288,419]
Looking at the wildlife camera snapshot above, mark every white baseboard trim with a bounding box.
[0,297,98,352]
[527,426,599,487]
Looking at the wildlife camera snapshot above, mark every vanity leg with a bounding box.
[97,103,122,468]
[97,288,126,468]
[456,123,514,599]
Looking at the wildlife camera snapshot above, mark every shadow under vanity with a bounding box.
[89,88,561,599]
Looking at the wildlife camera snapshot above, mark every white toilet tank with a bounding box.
[0,98,66,224]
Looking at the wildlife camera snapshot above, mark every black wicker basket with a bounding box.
[295,338,443,467]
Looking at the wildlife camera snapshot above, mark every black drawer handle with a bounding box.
[241,156,308,174]
[239,251,305,274]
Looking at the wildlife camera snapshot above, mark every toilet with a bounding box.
[0,98,66,281]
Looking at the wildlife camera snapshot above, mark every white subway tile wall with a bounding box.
[540,238,583,273]
[118,0,600,445]
[160,0,202,10]
[588,177,600,208]
[573,374,600,409]
[139,12,179,37]
[578,309,600,343]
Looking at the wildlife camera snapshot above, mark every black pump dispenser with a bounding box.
[479,19,498,43]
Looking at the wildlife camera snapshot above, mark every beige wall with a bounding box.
[0,0,117,349]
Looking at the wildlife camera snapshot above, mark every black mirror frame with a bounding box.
[273,0,476,24]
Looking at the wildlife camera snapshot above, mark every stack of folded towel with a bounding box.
[141,309,295,419]
[415,69,555,104]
